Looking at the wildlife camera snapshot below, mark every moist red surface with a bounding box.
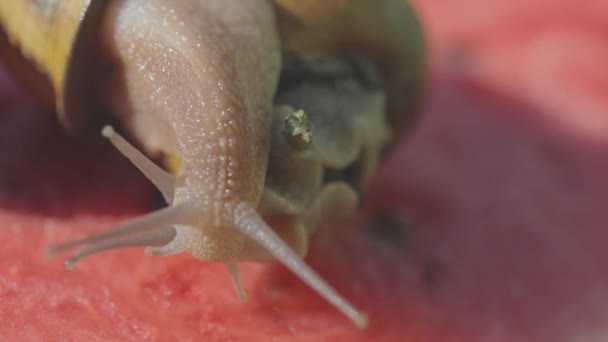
[1,0,608,341]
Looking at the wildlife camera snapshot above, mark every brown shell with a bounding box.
[0,0,425,136]
[0,0,107,130]
[273,0,427,138]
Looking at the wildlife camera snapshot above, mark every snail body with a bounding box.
[0,0,426,328]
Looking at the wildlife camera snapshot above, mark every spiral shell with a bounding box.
[0,0,108,129]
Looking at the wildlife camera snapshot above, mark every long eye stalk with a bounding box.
[233,203,369,329]
[102,126,176,203]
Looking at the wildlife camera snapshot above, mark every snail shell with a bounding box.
[0,0,426,328]
[0,0,109,129]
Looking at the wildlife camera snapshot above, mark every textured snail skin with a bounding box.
[39,0,368,327]
[103,0,279,232]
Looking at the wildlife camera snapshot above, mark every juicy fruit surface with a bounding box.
[1,0,608,340]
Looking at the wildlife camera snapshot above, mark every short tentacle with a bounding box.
[64,227,176,269]
[47,200,196,256]
[225,261,247,302]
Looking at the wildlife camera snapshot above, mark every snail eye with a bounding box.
[45,126,196,268]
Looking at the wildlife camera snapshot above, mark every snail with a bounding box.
[0,0,425,328]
